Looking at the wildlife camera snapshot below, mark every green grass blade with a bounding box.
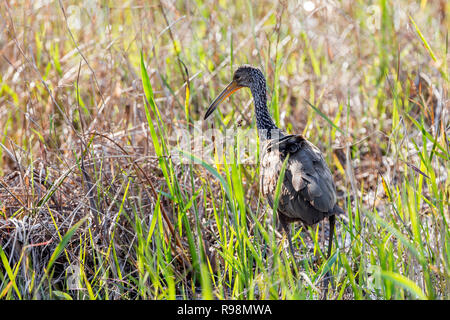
[0,246,22,299]
[379,270,427,300]
[46,216,88,273]
[304,99,346,135]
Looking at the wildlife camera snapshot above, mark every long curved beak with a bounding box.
[204,80,242,120]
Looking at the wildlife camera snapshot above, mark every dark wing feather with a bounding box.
[260,134,338,226]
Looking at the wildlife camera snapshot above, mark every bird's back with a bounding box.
[260,134,342,226]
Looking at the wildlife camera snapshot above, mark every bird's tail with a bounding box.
[332,204,345,216]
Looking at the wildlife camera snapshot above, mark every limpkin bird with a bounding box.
[204,65,344,260]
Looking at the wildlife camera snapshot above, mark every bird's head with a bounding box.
[204,65,264,120]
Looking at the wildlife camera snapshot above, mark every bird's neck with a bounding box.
[250,82,280,140]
